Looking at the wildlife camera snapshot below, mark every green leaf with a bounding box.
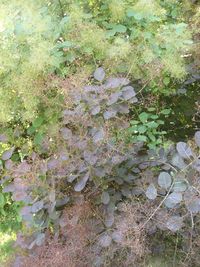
[127,10,142,20]
[138,125,147,134]
[139,112,148,123]
[160,109,171,115]
[112,24,127,33]
[137,135,147,142]
[150,115,159,119]
[34,132,44,145]
[106,29,116,37]
[146,121,159,128]
[33,117,44,128]
[147,107,156,112]
[130,120,139,125]
[0,193,5,207]
[148,133,156,141]
[163,77,170,85]
[57,41,73,49]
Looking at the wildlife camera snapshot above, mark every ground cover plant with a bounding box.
[0,0,200,266]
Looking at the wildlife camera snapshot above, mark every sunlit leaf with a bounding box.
[1,147,14,161]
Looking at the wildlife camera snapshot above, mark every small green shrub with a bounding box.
[126,108,171,148]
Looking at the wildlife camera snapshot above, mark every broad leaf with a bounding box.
[158,172,172,190]
[122,86,136,100]
[145,184,157,200]
[31,200,44,213]
[101,191,110,205]
[166,216,183,232]
[2,147,14,161]
[99,234,112,247]
[164,192,182,208]
[74,172,90,192]
[176,142,193,159]
[94,67,105,82]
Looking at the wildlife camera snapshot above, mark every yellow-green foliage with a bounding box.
[109,0,126,22]
[0,0,194,123]
[0,1,62,123]
[63,0,192,79]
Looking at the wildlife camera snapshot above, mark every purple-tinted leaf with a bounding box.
[95,167,106,178]
[31,200,44,213]
[122,86,136,100]
[94,67,105,82]
[176,142,193,159]
[99,234,112,247]
[104,77,129,89]
[107,92,121,105]
[158,172,172,190]
[129,97,138,103]
[116,103,129,114]
[193,159,200,172]
[173,180,187,192]
[83,85,102,93]
[35,233,45,246]
[1,147,14,161]
[0,134,7,143]
[101,191,110,205]
[92,128,105,143]
[164,192,182,208]
[74,140,88,150]
[111,155,124,165]
[195,131,200,147]
[14,161,31,176]
[3,183,15,193]
[67,174,79,183]
[60,127,72,140]
[20,206,32,216]
[166,216,183,232]
[59,216,68,228]
[90,105,101,115]
[74,172,90,192]
[121,187,132,198]
[12,191,28,202]
[49,190,56,203]
[5,160,14,170]
[84,151,97,165]
[13,256,24,267]
[184,189,200,213]
[104,213,114,228]
[56,196,70,208]
[171,153,187,169]
[145,184,157,200]
[47,158,60,170]
[59,151,69,161]
[103,109,117,120]
[111,231,124,243]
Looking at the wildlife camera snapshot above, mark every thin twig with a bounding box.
[140,181,174,230]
